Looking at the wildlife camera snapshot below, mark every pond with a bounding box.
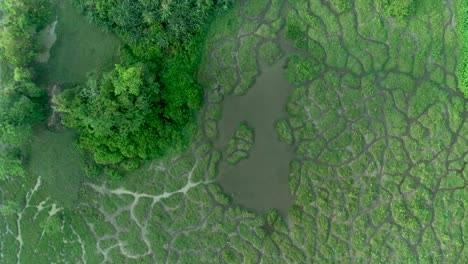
[217,59,295,215]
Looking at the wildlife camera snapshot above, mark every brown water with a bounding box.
[217,59,295,215]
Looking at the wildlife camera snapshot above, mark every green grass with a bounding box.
[274,119,294,144]
[235,36,260,95]
[259,41,282,65]
[217,40,238,66]
[455,0,468,97]
[330,0,352,13]
[243,0,270,18]
[265,0,283,22]
[226,122,255,165]
[286,55,322,84]
[28,128,84,207]
[282,0,466,261]
[257,20,283,39]
[286,12,308,50]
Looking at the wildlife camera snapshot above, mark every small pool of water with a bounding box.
[217,59,295,215]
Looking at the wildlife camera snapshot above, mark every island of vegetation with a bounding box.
[226,122,255,165]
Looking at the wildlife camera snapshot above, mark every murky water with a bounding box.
[42,0,120,85]
[217,59,295,215]
[36,20,58,63]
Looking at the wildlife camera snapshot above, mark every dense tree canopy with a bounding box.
[0,0,52,179]
[0,68,45,147]
[74,0,230,53]
[56,61,201,165]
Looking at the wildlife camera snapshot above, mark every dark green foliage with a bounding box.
[0,0,51,179]
[0,69,46,147]
[0,150,25,180]
[286,13,307,50]
[159,44,204,124]
[56,62,200,166]
[73,0,229,51]
[0,0,50,131]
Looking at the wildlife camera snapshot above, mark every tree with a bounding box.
[0,73,45,147]
[56,63,200,166]
[0,151,25,180]
[73,0,228,49]
[0,0,52,180]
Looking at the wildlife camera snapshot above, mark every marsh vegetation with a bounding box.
[0,0,466,263]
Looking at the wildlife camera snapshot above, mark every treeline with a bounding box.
[55,0,231,176]
[0,0,53,179]
[73,0,230,55]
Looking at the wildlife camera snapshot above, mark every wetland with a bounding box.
[0,0,466,263]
